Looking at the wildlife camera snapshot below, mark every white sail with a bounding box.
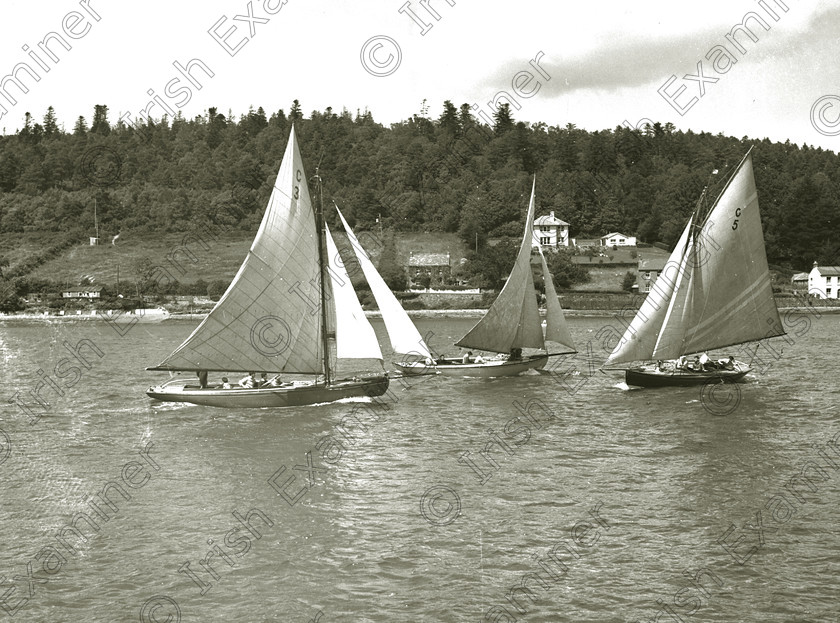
[325,224,383,361]
[537,245,575,352]
[149,126,329,374]
[456,179,544,353]
[335,207,432,359]
[605,217,694,365]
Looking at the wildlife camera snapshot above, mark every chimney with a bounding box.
[549,211,555,219]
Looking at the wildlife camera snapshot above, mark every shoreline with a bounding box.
[2,305,838,323]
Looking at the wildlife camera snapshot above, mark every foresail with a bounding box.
[537,246,575,352]
[605,218,693,365]
[325,224,383,361]
[335,207,432,359]
[149,126,327,374]
[456,179,544,354]
[677,151,784,354]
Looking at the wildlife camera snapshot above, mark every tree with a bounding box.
[73,115,88,135]
[493,103,514,135]
[43,106,59,137]
[546,249,590,289]
[91,104,111,135]
[621,270,637,292]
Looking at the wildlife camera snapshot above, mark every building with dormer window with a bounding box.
[532,212,569,249]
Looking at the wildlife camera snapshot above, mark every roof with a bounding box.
[813,265,840,277]
[574,238,600,246]
[601,232,631,239]
[63,286,103,292]
[408,252,450,267]
[534,214,569,226]
[638,257,669,271]
[792,272,809,281]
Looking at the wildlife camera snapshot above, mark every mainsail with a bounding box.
[606,150,784,365]
[456,179,545,354]
[325,224,383,361]
[149,127,329,374]
[335,206,432,359]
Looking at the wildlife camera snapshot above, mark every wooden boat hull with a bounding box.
[625,362,750,388]
[395,354,548,378]
[147,375,389,408]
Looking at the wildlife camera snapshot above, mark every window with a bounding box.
[643,272,650,280]
[540,237,550,245]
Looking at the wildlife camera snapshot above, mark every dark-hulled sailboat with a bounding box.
[146,128,389,407]
[395,178,576,377]
[604,149,785,387]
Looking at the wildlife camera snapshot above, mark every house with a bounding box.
[637,257,669,293]
[532,211,569,249]
[791,272,809,294]
[62,286,102,299]
[600,232,636,247]
[808,262,840,299]
[407,252,451,287]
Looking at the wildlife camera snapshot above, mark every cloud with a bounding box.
[476,4,840,97]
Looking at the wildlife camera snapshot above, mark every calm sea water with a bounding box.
[1,313,839,623]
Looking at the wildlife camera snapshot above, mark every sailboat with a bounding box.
[395,178,576,377]
[146,127,389,407]
[604,149,785,387]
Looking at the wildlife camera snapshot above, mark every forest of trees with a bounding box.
[0,99,838,278]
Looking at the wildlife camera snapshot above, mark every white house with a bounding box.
[62,286,102,299]
[532,211,569,249]
[809,262,840,299]
[600,232,636,247]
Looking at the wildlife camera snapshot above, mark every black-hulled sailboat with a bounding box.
[146,128,388,407]
[604,149,785,387]
[395,178,576,377]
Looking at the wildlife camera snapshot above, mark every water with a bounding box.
[1,313,839,622]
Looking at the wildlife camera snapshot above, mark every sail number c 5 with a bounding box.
[731,207,742,230]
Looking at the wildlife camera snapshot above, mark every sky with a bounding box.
[1,0,839,151]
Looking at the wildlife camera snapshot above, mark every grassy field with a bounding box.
[7,230,471,287]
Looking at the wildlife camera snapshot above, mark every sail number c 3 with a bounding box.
[294,169,302,200]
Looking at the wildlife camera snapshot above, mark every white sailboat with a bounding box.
[146,127,389,407]
[604,149,785,387]
[396,178,576,377]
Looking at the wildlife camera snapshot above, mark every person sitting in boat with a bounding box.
[699,352,711,371]
[436,355,448,365]
[196,370,208,388]
[221,377,232,389]
[676,355,687,370]
[258,372,269,387]
[724,356,736,370]
[266,374,283,387]
[656,360,665,372]
[509,347,522,361]
[474,354,486,364]
[239,372,257,388]
[462,351,473,364]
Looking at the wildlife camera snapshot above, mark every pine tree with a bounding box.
[43,106,59,137]
[91,104,110,135]
[73,115,88,135]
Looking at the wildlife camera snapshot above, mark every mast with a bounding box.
[312,166,331,385]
